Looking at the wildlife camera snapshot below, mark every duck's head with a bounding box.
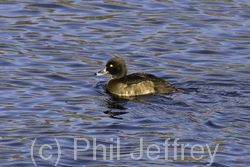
[95,57,127,79]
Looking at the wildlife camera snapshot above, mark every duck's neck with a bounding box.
[113,70,127,79]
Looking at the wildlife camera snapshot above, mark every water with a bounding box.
[0,0,250,166]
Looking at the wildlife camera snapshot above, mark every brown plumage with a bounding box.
[95,57,175,97]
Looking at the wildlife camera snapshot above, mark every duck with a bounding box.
[95,57,176,97]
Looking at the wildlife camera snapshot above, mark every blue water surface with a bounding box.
[0,0,250,166]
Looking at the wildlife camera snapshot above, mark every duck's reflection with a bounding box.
[103,96,129,119]
[106,96,128,110]
[102,94,163,119]
[103,110,128,119]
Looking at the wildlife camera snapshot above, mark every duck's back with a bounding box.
[106,72,175,96]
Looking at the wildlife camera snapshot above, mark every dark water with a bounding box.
[0,0,250,166]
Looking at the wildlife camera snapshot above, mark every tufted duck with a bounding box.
[95,57,175,97]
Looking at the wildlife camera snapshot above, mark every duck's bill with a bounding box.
[95,67,109,76]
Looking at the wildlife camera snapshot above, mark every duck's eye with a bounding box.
[109,64,113,67]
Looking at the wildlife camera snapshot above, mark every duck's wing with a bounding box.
[120,73,169,85]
